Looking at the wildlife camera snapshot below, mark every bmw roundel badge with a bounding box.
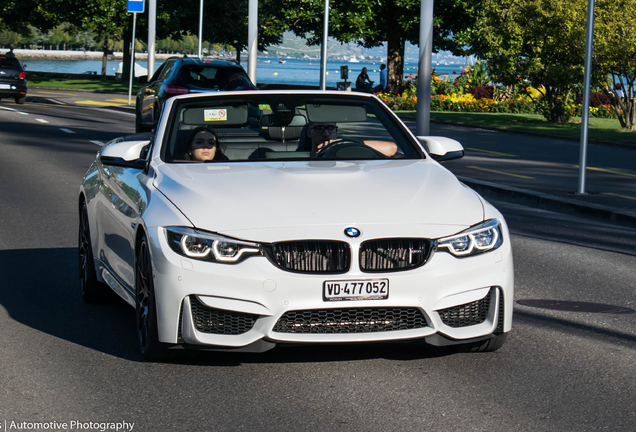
[344,227,361,238]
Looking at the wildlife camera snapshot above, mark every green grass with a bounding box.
[27,72,143,94]
[396,111,636,147]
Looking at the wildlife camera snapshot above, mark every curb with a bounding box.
[458,176,636,229]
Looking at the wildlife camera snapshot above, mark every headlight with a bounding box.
[436,219,503,257]
[165,227,261,263]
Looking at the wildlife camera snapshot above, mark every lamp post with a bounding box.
[578,0,595,194]
[148,0,156,76]
[248,0,258,84]
[198,0,203,58]
[319,0,329,90]
[416,0,434,136]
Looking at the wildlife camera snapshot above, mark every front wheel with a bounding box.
[79,201,107,302]
[135,106,150,133]
[135,234,170,361]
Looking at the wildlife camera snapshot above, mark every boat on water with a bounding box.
[278,58,286,64]
[348,55,360,63]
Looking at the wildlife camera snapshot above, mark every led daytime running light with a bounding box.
[437,220,501,257]
[212,240,259,262]
[180,236,211,258]
[166,227,261,263]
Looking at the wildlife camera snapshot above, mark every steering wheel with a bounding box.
[314,140,387,159]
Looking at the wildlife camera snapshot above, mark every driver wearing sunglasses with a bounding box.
[307,122,398,157]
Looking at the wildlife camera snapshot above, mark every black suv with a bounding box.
[0,54,27,104]
[135,57,256,132]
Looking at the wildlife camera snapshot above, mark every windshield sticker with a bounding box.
[204,109,227,122]
[259,104,271,110]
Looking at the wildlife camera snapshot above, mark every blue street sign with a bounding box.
[127,0,144,13]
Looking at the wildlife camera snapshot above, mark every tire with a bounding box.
[454,333,508,353]
[78,201,108,302]
[135,106,150,133]
[15,96,25,104]
[135,234,170,361]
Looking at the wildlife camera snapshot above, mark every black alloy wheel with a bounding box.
[79,201,106,302]
[135,234,169,361]
[135,105,149,133]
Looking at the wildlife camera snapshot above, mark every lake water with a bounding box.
[23,57,469,87]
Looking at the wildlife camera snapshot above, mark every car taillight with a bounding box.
[19,71,26,80]
[164,84,189,97]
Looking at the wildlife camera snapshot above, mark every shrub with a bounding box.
[467,85,494,100]
[574,91,617,107]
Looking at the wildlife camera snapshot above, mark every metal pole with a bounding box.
[319,0,329,90]
[198,0,203,58]
[148,0,156,77]
[578,0,595,194]
[416,0,434,136]
[128,12,137,105]
[247,0,258,84]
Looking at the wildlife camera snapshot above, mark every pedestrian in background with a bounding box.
[377,64,387,91]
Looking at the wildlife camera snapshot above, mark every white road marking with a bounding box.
[90,140,105,146]
[92,107,135,116]
[36,118,49,123]
[60,128,75,134]
[0,106,28,115]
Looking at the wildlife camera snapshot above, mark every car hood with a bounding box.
[153,160,484,241]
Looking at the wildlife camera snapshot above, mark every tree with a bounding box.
[0,30,23,47]
[470,0,588,123]
[259,0,478,84]
[593,0,636,130]
[44,24,73,49]
[152,0,285,63]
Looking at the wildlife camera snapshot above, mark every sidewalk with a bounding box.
[23,89,636,229]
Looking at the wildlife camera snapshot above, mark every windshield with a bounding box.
[161,93,424,163]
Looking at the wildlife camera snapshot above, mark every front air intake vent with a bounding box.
[266,241,350,274]
[437,288,494,328]
[190,296,258,335]
[273,307,428,333]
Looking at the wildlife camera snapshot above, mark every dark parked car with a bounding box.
[0,54,27,104]
[135,57,256,132]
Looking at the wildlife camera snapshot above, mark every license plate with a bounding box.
[323,279,389,301]
[0,84,10,89]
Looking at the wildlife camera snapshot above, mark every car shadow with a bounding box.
[0,247,455,365]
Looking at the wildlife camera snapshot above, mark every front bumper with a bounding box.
[147,225,514,351]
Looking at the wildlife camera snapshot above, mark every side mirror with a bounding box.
[100,139,151,169]
[137,75,148,84]
[417,136,464,162]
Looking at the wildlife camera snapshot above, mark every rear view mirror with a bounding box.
[306,104,367,123]
[260,114,307,127]
[137,76,148,84]
[417,136,464,162]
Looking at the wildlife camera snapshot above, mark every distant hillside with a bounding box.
[263,31,465,63]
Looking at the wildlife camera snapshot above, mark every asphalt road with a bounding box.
[1,100,635,432]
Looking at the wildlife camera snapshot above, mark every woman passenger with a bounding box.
[184,126,228,162]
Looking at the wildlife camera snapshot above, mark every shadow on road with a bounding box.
[0,247,455,365]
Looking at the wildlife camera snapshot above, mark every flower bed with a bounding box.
[378,66,618,119]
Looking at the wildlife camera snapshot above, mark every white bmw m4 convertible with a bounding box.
[78,91,513,361]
